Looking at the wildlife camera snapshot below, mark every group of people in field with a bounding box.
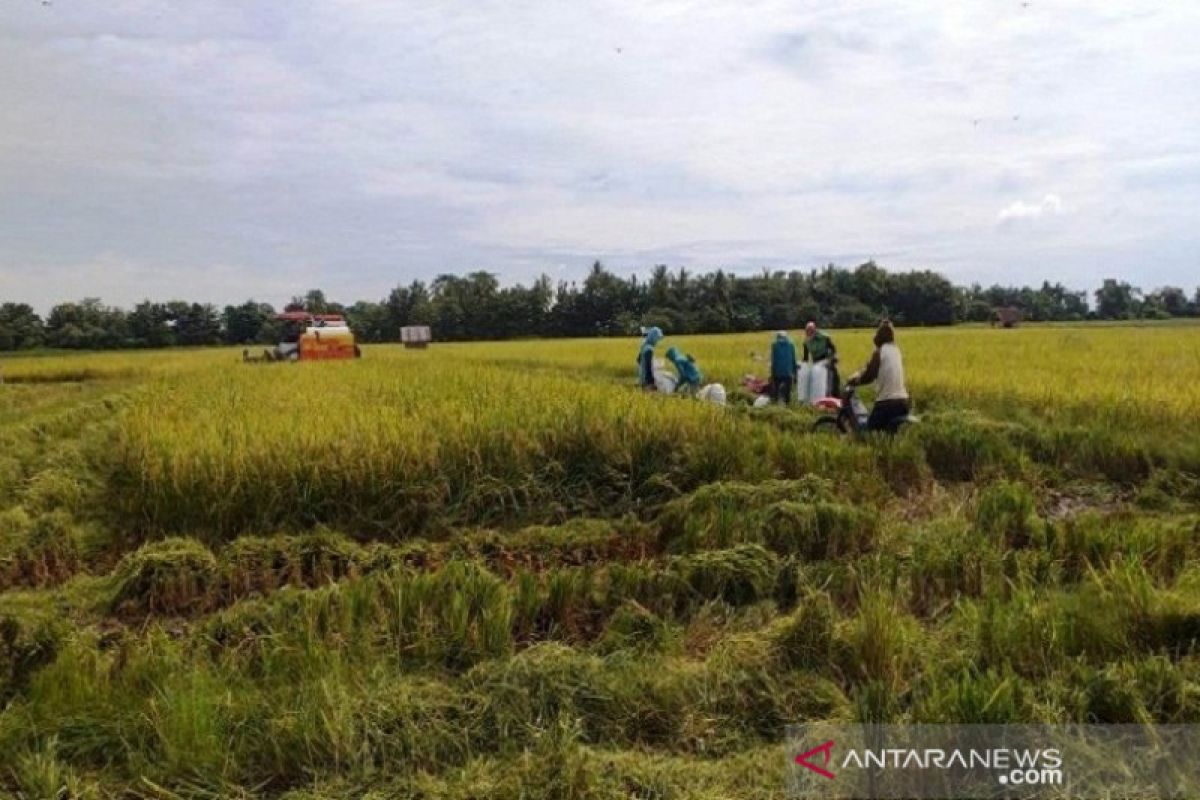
[637,319,910,433]
[636,327,705,395]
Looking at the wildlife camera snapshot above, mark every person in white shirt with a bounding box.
[846,320,910,432]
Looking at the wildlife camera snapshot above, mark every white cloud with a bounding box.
[997,194,1065,222]
[0,254,304,313]
[2,0,1200,307]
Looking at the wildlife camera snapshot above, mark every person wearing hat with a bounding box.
[665,346,703,395]
[802,321,839,395]
[847,320,910,432]
[637,326,664,390]
[769,330,797,404]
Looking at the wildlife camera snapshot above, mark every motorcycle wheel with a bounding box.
[812,416,847,435]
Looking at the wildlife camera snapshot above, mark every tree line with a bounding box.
[2,263,1197,351]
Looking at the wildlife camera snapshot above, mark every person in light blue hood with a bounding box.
[637,326,664,389]
[665,346,703,394]
[769,330,797,404]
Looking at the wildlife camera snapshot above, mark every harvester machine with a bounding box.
[243,312,361,363]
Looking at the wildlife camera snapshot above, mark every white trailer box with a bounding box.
[400,325,432,348]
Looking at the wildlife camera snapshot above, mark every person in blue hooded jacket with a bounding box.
[769,330,797,404]
[666,346,703,395]
[637,327,664,390]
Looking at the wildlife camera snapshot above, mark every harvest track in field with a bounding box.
[2,326,1200,798]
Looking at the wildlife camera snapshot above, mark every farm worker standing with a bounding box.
[847,320,910,432]
[665,346,703,395]
[802,321,839,395]
[637,326,664,390]
[769,331,797,404]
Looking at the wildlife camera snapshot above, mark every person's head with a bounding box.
[873,320,895,348]
[805,321,817,339]
[775,330,789,342]
[665,345,682,364]
[642,326,664,346]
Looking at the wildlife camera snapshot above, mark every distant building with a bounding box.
[993,307,1022,328]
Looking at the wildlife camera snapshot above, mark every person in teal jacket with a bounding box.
[665,346,703,394]
[769,330,797,404]
[637,326,664,389]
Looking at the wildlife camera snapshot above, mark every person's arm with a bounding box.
[802,342,810,362]
[851,349,881,386]
[639,349,654,385]
[826,336,837,359]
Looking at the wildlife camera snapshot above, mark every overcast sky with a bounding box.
[2,0,1198,311]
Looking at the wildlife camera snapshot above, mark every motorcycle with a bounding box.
[811,384,914,435]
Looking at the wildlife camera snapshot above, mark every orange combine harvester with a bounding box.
[243,312,361,363]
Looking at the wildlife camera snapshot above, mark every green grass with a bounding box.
[1,327,1199,797]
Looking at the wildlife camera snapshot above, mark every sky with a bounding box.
[1,0,1198,312]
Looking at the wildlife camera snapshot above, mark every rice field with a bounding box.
[2,323,1200,798]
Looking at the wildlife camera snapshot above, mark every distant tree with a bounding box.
[955,285,993,323]
[1140,296,1171,320]
[306,289,329,314]
[647,264,671,309]
[1145,286,1190,318]
[171,303,222,346]
[431,272,510,339]
[570,261,637,336]
[11,262,1194,350]
[128,301,174,347]
[383,280,433,339]
[1094,279,1141,320]
[344,301,388,343]
[495,274,552,338]
[640,307,684,336]
[852,261,889,310]
[1043,282,1088,320]
[45,298,130,349]
[830,299,878,328]
[611,311,642,336]
[956,280,1088,323]
[707,270,734,327]
[0,303,44,350]
[812,264,855,312]
[885,270,956,325]
[672,267,693,311]
[222,300,276,345]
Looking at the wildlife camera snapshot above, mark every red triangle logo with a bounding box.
[796,739,837,780]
